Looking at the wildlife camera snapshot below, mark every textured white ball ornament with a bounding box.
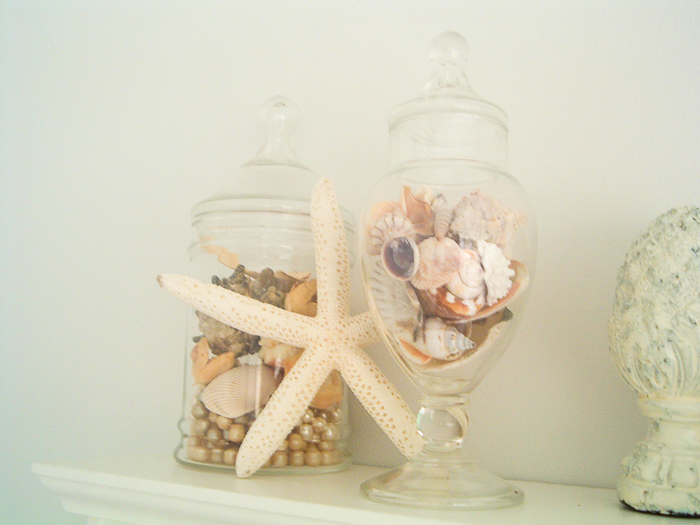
[610,206,700,516]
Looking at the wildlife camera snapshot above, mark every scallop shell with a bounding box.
[399,186,433,236]
[431,194,453,240]
[370,212,415,253]
[381,236,420,281]
[200,364,282,419]
[410,236,462,290]
[413,316,475,361]
[415,260,528,323]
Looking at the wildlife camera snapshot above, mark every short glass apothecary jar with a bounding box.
[175,96,353,473]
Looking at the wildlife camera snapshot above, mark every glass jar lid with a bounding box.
[389,31,508,129]
[192,96,353,232]
[388,32,509,170]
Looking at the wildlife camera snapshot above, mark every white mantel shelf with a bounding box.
[33,455,678,525]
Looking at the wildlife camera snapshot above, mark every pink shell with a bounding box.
[409,236,462,290]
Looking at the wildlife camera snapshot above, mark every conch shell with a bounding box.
[399,186,433,236]
[200,364,282,419]
[410,236,462,290]
[412,316,475,361]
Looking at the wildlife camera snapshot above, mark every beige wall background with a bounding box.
[2,1,699,523]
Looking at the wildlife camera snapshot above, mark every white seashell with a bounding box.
[477,240,516,306]
[414,316,475,361]
[446,248,486,301]
[381,236,419,280]
[431,194,453,240]
[410,236,462,290]
[200,364,281,419]
[450,189,525,258]
[369,260,420,337]
[370,211,415,252]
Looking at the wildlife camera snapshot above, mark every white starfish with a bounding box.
[158,178,422,477]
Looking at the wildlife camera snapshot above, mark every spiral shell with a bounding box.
[431,194,453,240]
[382,236,420,280]
[410,236,462,290]
[446,248,486,301]
[200,364,282,419]
[364,201,403,255]
[371,212,415,252]
[414,316,475,361]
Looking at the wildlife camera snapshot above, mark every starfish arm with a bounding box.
[336,346,423,458]
[236,346,336,478]
[157,274,314,347]
[348,311,380,347]
[311,178,351,321]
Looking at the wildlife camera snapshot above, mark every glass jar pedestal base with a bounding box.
[361,449,522,510]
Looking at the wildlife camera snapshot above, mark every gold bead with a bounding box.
[270,451,288,467]
[223,448,238,466]
[312,417,328,433]
[187,445,210,463]
[227,423,246,443]
[305,448,322,466]
[288,433,305,451]
[289,450,305,466]
[210,447,224,463]
[216,416,232,430]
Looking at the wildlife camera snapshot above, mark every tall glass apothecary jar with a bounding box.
[359,32,536,508]
[176,96,353,473]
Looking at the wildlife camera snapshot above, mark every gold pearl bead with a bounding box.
[271,451,288,467]
[288,433,305,451]
[223,448,237,466]
[289,450,305,466]
[312,417,328,433]
[187,445,210,463]
[227,423,246,443]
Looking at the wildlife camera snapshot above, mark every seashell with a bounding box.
[310,370,343,409]
[416,260,528,323]
[450,189,525,258]
[477,240,515,306]
[258,337,304,374]
[413,316,475,361]
[203,245,241,269]
[194,351,237,385]
[381,236,419,281]
[369,260,420,337]
[445,248,486,302]
[431,194,453,240]
[200,364,282,419]
[399,186,433,236]
[422,310,509,372]
[364,201,403,255]
[370,212,415,253]
[410,236,462,290]
[191,338,211,379]
[285,279,317,315]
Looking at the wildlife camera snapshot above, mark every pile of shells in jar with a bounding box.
[365,186,529,371]
[186,263,344,468]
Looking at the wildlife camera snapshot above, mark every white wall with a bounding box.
[1,1,699,523]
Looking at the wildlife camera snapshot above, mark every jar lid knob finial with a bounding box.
[249,95,305,168]
[425,31,474,93]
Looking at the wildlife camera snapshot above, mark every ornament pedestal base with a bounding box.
[617,398,700,516]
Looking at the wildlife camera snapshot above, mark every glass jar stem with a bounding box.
[417,394,469,454]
